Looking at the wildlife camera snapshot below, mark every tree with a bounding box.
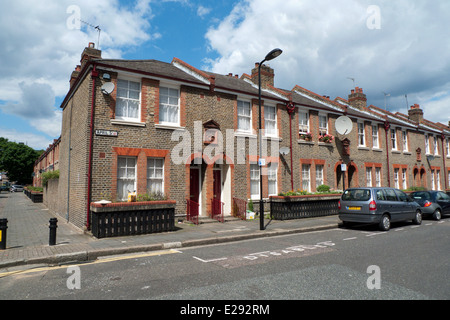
[0,137,41,185]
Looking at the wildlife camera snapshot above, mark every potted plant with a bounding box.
[300,132,312,141]
[319,134,335,143]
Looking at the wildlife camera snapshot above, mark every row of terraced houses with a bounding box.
[35,43,450,231]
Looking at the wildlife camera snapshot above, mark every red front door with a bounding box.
[213,170,221,202]
[190,167,200,203]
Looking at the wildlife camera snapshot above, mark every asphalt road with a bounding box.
[1,217,449,304]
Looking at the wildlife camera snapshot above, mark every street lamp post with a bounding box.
[258,48,282,231]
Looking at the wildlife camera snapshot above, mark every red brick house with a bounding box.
[52,43,450,231]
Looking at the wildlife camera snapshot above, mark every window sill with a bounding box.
[357,146,370,151]
[372,148,382,152]
[155,123,185,130]
[263,135,282,141]
[297,139,314,145]
[111,119,146,127]
[391,150,401,154]
[318,142,334,147]
[234,131,257,139]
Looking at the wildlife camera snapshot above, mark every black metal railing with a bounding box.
[270,196,340,221]
[186,198,199,225]
[211,198,224,223]
[91,204,175,238]
[232,197,247,220]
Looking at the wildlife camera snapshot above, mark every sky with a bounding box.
[1,0,449,150]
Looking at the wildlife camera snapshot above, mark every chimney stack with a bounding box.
[69,65,81,88]
[80,42,102,69]
[251,62,275,88]
[408,104,424,123]
[348,87,367,110]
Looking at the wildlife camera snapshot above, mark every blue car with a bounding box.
[409,191,450,220]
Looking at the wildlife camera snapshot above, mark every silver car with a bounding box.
[10,185,24,192]
[409,190,450,220]
[339,187,422,231]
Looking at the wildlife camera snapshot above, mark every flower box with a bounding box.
[90,200,176,238]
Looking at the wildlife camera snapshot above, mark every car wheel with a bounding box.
[379,214,390,231]
[432,209,441,221]
[413,210,422,225]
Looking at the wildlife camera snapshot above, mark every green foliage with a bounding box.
[0,137,41,184]
[317,184,331,192]
[26,186,43,192]
[136,191,167,202]
[248,199,254,212]
[405,186,427,191]
[278,185,341,197]
[41,170,59,186]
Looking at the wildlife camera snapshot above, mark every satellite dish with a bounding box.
[335,116,353,135]
[101,82,115,95]
[279,147,290,155]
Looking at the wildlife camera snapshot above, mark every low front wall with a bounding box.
[270,194,341,221]
[24,189,43,203]
[90,201,176,238]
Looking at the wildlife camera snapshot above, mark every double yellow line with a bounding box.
[0,249,180,278]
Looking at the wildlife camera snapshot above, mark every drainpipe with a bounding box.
[87,64,99,230]
[384,121,391,187]
[441,133,448,190]
[286,102,295,190]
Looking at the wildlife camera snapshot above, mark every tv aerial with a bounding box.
[335,116,353,136]
[79,19,101,49]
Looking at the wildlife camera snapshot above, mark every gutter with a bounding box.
[384,121,391,187]
[442,133,448,190]
[86,64,99,230]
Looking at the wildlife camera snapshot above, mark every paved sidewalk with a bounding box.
[0,192,340,269]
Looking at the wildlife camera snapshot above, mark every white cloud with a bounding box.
[0,128,54,151]
[204,0,450,124]
[0,0,155,139]
[197,5,211,18]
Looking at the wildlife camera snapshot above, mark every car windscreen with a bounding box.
[410,191,431,201]
[342,189,371,201]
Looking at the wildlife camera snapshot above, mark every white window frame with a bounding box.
[115,78,141,122]
[375,167,381,187]
[147,158,164,195]
[268,162,278,196]
[299,110,309,134]
[436,170,441,190]
[402,168,407,190]
[431,169,436,190]
[315,165,324,189]
[425,134,430,154]
[302,164,311,192]
[394,168,399,189]
[159,85,180,126]
[448,171,450,188]
[237,100,252,133]
[446,138,450,157]
[402,130,408,152]
[391,129,397,150]
[366,167,372,187]
[434,136,439,155]
[372,125,379,148]
[117,156,137,201]
[358,122,365,147]
[264,105,277,137]
[318,114,328,136]
[250,163,260,199]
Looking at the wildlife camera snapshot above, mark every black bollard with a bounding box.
[49,218,58,246]
[0,219,8,250]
